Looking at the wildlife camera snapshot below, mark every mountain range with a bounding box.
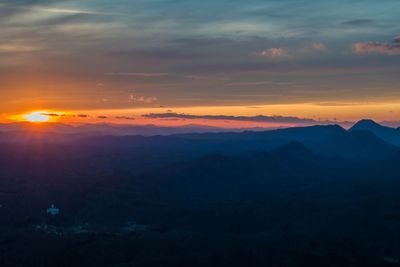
[2,119,400,266]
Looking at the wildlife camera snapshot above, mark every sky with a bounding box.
[1,0,400,127]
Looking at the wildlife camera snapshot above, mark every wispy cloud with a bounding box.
[77,114,89,118]
[312,42,328,52]
[0,44,40,53]
[128,94,159,104]
[115,116,135,120]
[184,75,229,81]
[353,36,400,56]
[142,112,327,124]
[257,43,327,60]
[28,6,110,15]
[135,96,158,104]
[41,113,60,117]
[42,112,135,121]
[342,19,374,26]
[257,48,288,59]
[105,72,169,77]
[225,81,294,86]
[43,113,90,118]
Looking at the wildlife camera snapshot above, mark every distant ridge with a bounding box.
[351,119,389,131]
[350,119,400,146]
[0,122,265,137]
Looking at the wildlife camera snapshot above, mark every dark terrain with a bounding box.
[1,120,400,266]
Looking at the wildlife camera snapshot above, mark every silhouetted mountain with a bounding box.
[0,122,274,137]
[351,119,382,130]
[2,122,400,266]
[177,124,346,142]
[90,124,396,159]
[350,119,400,146]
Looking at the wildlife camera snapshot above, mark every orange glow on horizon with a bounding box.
[24,112,50,123]
[8,111,62,123]
[4,101,400,128]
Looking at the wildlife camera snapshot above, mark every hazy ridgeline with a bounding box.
[1,120,400,266]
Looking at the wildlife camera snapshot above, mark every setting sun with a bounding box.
[24,112,50,123]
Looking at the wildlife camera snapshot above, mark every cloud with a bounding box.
[1,1,109,15]
[128,94,158,104]
[115,116,135,120]
[105,72,168,77]
[41,113,60,117]
[257,48,288,59]
[0,44,40,53]
[28,6,110,15]
[142,112,326,124]
[225,81,294,86]
[184,75,229,81]
[342,19,374,26]
[41,112,135,121]
[54,113,90,118]
[312,42,328,52]
[353,36,400,55]
[2,0,400,112]
[136,96,158,104]
[257,44,327,60]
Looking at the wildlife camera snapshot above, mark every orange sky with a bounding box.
[1,1,400,128]
[5,101,400,128]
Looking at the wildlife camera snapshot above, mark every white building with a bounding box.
[47,204,60,216]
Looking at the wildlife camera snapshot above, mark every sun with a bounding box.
[24,112,50,123]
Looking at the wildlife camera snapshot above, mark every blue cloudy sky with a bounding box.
[1,0,400,121]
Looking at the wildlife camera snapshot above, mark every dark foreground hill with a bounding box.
[1,122,400,266]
